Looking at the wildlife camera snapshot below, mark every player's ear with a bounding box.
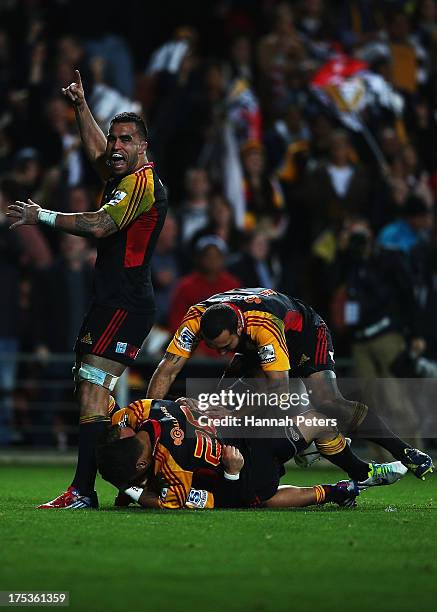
[136,459,148,470]
[139,140,147,154]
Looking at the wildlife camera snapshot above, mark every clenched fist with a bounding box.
[222,445,244,475]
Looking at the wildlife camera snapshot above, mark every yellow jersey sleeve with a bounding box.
[245,310,290,372]
[166,306,204,358]
[159,486,214,509]
[110,399,153,430]
[102,167,155,230]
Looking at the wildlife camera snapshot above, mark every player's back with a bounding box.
[200,288,317,324]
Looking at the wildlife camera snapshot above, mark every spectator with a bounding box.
[67,185,94,213]
[229,34,255,83]
[377,194,434,254]
[151,212,182,326]
[33,234,94,448]
[229,231,279,289]
[296,0,335,58]
[88,56,141,132]
[35,234,94,354]
[177,167,211,245]
[306,130,370,240]
[386,142,434,210]
[241,140,286,238]
[10,148,43,197]
[336,0,381,53]
[0,178,52,269]
[264,104,311,173]
[257,2,306,114]
[190,193,243,257]
[86,34,135,98]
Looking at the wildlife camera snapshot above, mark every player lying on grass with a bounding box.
[95,397,407,510]
[147,288,433,480]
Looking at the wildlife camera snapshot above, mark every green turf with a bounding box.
[1,465,436,612]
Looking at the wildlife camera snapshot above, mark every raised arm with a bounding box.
[62,69,109,180]
[146,352,188,399]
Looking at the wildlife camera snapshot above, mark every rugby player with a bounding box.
[7,70,167,509]
[147,288,433,483]
[97,397,365,509]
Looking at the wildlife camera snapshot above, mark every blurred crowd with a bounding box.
[2,0,437,447]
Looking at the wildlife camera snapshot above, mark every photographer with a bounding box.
[329,220,425,450]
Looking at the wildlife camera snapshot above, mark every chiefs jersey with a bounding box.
[95,162,167,313]
[166,288,310,372]
[108,396,297,509]
[110,398,228,509]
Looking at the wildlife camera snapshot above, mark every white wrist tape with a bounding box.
[38,209,57,227]
[124,486,143,502]
[224,471,240,481]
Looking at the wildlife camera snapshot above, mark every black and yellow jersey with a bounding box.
[95,162,167,313]
[166,288,313,372]
[110,398,227,509]
[108,396,296,508]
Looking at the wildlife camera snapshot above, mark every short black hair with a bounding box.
[110,112,148,141]
[200,304,238,340]
[96,426,143,489]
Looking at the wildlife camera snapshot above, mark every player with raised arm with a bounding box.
[8,71,167,509]
[146,288,433,485]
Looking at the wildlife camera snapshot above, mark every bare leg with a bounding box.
[263,485,318,508]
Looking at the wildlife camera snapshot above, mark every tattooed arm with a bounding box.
[146,352,188,399]
[7,199,118,238]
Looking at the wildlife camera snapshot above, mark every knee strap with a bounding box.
[77,363,119,392]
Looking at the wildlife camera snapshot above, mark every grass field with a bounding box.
[1,464,436,612]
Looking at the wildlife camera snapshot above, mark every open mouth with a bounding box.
[110,153,127,170]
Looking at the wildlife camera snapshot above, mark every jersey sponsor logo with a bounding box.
[116,341,127,354]
[175,326,197,351]
[258,343,276,364]
[259,289,277,296]
[107,190,127,206]
[207,293,261,304]
[185,488,209,509]
[81,332,93,345]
